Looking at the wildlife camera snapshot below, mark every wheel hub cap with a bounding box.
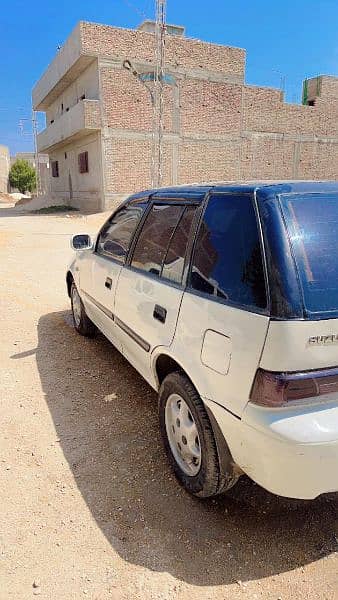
[165,393,201,476]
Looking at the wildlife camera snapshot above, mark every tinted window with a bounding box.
[97,201,146,262]
[280,192,338,316]
[131,204,185,276]
[190,194,267,310]
[162,206,197,284]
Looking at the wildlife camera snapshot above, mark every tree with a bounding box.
[9,159,36,194]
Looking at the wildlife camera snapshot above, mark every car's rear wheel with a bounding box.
[71,282,96,337]
[159,371,234,498]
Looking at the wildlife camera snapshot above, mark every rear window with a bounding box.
[280,193,338,316]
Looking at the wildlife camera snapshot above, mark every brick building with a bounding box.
[33,20,338,212]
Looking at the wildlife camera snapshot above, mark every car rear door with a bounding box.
[171,192,270,416]
[113,194,202,382]
[78,198,148,346]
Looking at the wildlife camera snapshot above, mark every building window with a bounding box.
[64,152,67,159]
[51,161,59,178]
[78,151,89,174]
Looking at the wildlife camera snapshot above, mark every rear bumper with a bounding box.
[204,398,338,499]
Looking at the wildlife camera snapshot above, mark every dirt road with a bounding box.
[1,204,338,600]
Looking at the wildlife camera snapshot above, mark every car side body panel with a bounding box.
[76,251,122,349]
[113,267,184,384]
[204,397,338,499]
[261,318,338,371]
[162,290,270,416]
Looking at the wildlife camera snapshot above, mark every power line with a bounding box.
[121,0,148,20]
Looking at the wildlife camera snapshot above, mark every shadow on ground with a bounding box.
[0,204,85,219]
[15,310,338,586]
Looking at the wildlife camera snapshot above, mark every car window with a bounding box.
[131,204,185,277]
[162,206,197,284]
[190,194,267,310]
[96,200,147,262]
[280,192,338,316]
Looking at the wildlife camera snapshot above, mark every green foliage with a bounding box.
[9,159,36,194]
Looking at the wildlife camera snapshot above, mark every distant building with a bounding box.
[33,20,338,213]
[10,152,50,195]
[0,145,10,193]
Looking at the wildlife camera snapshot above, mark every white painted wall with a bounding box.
[0,145,10,193]
[49,132,102,212]
[46,62,99,125]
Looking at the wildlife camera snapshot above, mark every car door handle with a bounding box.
[153,304,167,323]
[105,277,112,290]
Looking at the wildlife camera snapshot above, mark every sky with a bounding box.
[0,0,337,155]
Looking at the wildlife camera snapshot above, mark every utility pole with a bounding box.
[19,111,41,197]
[152,0,166,188]
[32,111,41,197]
[122,1,167,188]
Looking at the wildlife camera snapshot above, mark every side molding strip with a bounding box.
[81,290,150,353]
[82,290,114,320]
[115,317,151,352]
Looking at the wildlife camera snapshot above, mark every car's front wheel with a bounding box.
[159,371,235,498]
[70,282,96,337]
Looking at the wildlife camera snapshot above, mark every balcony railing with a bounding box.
[37,99,101,152]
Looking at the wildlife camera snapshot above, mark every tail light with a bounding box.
[250,367,338,407]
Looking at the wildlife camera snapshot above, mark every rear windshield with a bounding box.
[280,192,338,317]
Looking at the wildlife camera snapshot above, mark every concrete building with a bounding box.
[10,152,50,195]
[33,21,338,213]
[0,145,10,194]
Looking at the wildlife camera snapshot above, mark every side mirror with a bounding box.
[71,234,92,250]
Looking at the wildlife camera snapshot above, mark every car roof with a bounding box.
[128,180,338,202]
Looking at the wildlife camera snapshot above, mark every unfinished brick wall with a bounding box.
[87,19,338,204]
[80,22,245,81]
[101,75,337,202]
[38,21,338,208]
[104,137,173,193]
[244,86,338,136]
[178,141,240,182]
[180,80,242,136]
[100,68,174,133]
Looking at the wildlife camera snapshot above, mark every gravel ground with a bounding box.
[1,204,338,600]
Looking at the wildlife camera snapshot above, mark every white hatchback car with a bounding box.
[67,181,338,500]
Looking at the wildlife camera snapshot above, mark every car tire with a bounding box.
[70,281,96,338]
[159,371,234,498]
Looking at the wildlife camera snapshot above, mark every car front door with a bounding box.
[78,198,148,347]
[113,196,201,382]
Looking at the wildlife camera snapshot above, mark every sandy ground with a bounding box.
[0,203,338,600]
